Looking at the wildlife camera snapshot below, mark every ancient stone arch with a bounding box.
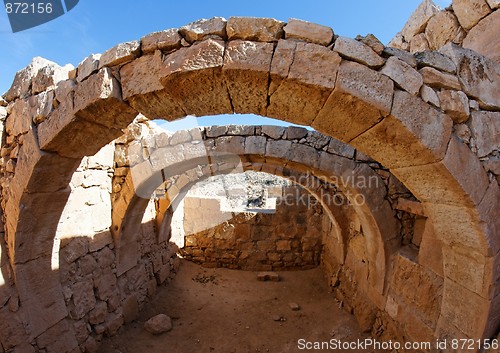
[0,10,498,353]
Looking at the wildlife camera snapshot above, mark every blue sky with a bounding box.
[0,0,451,129]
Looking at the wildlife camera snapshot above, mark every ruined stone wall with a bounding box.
[180,186,326,271]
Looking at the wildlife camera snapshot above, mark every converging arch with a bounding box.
[1,16,498,351]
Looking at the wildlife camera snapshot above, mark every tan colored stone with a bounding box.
[99,40,141,68]
[387,31,409,51]
[440,43,500,109]
[438,90,470,123]
[452,0,491,29]
[284,18,333,46]
[141,29,181,54]
[352,90,452,169]
[268,41,341,125]
[333,36,385,69]
[5,57,57,101]
[470,111,500,157]
[313,61,393,142]
[381,56,423,95]
[32,63,72,94]
[77,54,101,82]
[144,314,173,335]
[401,0,440,42]
[355,34,384,55]
[425,11,464,50]
[162,39,233,117]
[223,40,274,115]
[395,198,425,216]
[5,98,32,136]
[226,17,284,42]
[419,66,461,90]
[417,219,444,277]
[415,51,456,73]
[409,33,430,53]
[179,17,227,43]
[486,0,500,8]
[420,84,440,107]
[463,10,500,63]
[382,47,417,68]
[31,90,54,124]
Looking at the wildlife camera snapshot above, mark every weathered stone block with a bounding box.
[77,54,101,82]
[36,319,79,353]
[452,0,491,30]
[420,84,440,107]
[409,33,430,53]
[226,17,284,42]
[179,17,227,43]
[401,0,440,42]
[99,40,141,69]
[141,29,181,54]
[144,314,172,334]
[5,98,32,136]
[314,61,393,142]
[382,47,417,67]
[284,18,333,46]
[261,125,285,139]
[71,279,96,319]
[381,56,423,95]
[95,271,118,301]
[245,136,266,155]
[425,11,464,50]
[223,40,274,115]
[463,10,500,63]
[333,36,385,68]
[5,57,57,101]
[419,66,461,90]
[470,111,500,157]
[415,51,456,73]
[356,34,384,55]
[437,89,470,123]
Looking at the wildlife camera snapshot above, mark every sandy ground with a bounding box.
[98,260,389,353]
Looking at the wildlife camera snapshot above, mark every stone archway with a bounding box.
[1,16,498,351]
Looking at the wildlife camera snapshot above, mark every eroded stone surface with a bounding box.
[333,36,385,68]
[381,56,423,95]
[227,17,284,42]
[141,29,181,54]
[452,0,491,30]
[284,18,333,46]
[179,17,227,43]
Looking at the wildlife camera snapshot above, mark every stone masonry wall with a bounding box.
[180,185,327,271]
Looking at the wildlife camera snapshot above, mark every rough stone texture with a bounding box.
[437,89,470,123]
[141,29,181,54]
[470,111,500,157]
[144,314,172,335]
[179,17,227,43]
[452,0,492,29]
[226,17,284,42]
[333,36,385,68]
[419,66,461,90]
[99,40,141,68]
[284,18,333,46]
[487,0,500,7]
[415,51,456,73]
[313,61,393,141]
[420,84,440,107]
[77,54,101,82]
[381,56,423,95]
[440,43,500,109]
[401,0,440,42]
[382,47,417,68]
[425,11,465,51]
[463,10,500,63]
[409,33,430,53]
[356,34,384,55]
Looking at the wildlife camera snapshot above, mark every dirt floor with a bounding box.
[98,260,389,353]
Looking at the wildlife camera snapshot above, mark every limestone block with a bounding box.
[268,41,341,125]
[95,271,118,301]
[32,63,73,94]
[305,131,330,149]
[285,126,308,140]
[99,40,141,69]
[425,11,465,50]
[487,0,500,8]
[355,34,384,55]
[77,54,101,82]
[381,56,423,95]
[479,182,500,256]
[409,33,429,53]
[162,39,233,116]
[419,66,461,90]
[212,136,245,155]
[223,40,274,115]
[382,47,417,68]
[36,319,79,353]
[205,125,227,137]
[226,17,284,42]
[352,90,452,169]
[452,0,491,29]
[287,143,320,169]
[266,139,292,159]
[437,90,470,123]
[313,61,393,142]
[5,98,32,136]
[326,138,355,158]
[262,125,285,139]
[170,130,192,145]
[31,90,55,124]
[5,57,57,101]
[463,10,500,63]
[55,79,76,102]
[70,279,96,319]
[226,125,254,136]
[60,238,88,263]
[149,145,185,172]
[144,314,172,334]
[470,111,500,157]
[245,136,267,155]
[387,32,409,51]
[141,28,181,54]
[420,84,440,107]
[417,219,444,277]
[401,0,440,42]
[415,51,456,73]
[284,18,333,46]
[440,43,500,109]
[333,36,385,68]
[179,17,227,43]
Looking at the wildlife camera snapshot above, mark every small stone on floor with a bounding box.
[257,272,280,282]
[144,314,173,335]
